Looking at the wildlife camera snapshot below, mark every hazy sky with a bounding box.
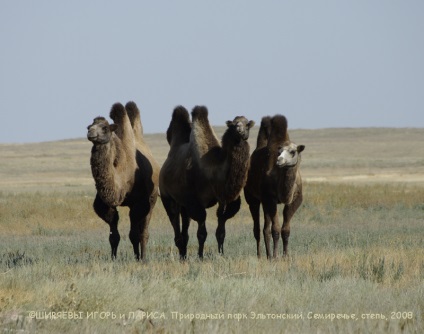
[1,1,423,143]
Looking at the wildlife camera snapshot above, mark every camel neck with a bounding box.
[274,164,299,204]
[90,140,124,206]
[221,140,250,203]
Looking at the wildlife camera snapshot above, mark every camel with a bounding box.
[159,106,254,259]
[87,102,159,261]
[244,115,305,259]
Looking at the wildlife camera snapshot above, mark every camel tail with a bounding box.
[166,106,191,147]
[125,101,144,139]
[256,116,272,149]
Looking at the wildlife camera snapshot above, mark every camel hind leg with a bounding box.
[216,197,241,255]
[129,203,154,261]
[93,194,120,260]
[160,195,186,259]
[186,202,207,259]
[140,193,158,260]
[245,191,261,258]
[180,207,191,259]
[282,192,303,256]
[262,198,279,259]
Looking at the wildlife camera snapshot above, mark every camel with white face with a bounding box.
[244,115,305,258]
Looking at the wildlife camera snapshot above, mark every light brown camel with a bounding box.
[159,106,254,258]
[87,102,159,260]
[244,115,305,258]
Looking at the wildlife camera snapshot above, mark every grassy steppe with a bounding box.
[1,128,423,333]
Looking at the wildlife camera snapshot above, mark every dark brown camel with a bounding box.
[244,115,305,258]
[159,106,254,259]
[87,102,159,260]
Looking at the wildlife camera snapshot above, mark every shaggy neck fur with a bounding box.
[90,136,126,207]
[220,127,251,203]
[190,106,251,203]
[273,161,301,204]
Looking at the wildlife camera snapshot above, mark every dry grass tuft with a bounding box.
[1,129,423,333]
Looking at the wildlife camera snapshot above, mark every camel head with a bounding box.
[276,142,305,168]
[226,116,255,141]
[87,117,118,145]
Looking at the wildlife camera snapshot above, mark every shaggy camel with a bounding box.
[159,106,254,258]
[87,102,159,260]
[244,115,305,258]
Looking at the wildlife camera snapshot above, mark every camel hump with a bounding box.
[269,114,289,144]
[190,105,220,155]
[109,103,126,123]
[191,106,209,122]
[125,101,144,139]
[166,106,191,146]
[109,102,135,143]
[172,105,190,123]
[256,116,272,149]
[124,101,140,127]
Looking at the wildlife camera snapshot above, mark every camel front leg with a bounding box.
[216,198,241,255]
[262,213,271,259]
[197,221,208,259]
[108,211,120,260]
[187,203,207,259]
[161,196,184,259]
[216,206,227,255]
[93,194,120,260]
[271,210,280,259]
[129,211,141,261]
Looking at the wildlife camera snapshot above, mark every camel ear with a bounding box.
[297,145,305,153]
[247,120,255,129]
[226,120,232,127]
[110,124,118,132]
